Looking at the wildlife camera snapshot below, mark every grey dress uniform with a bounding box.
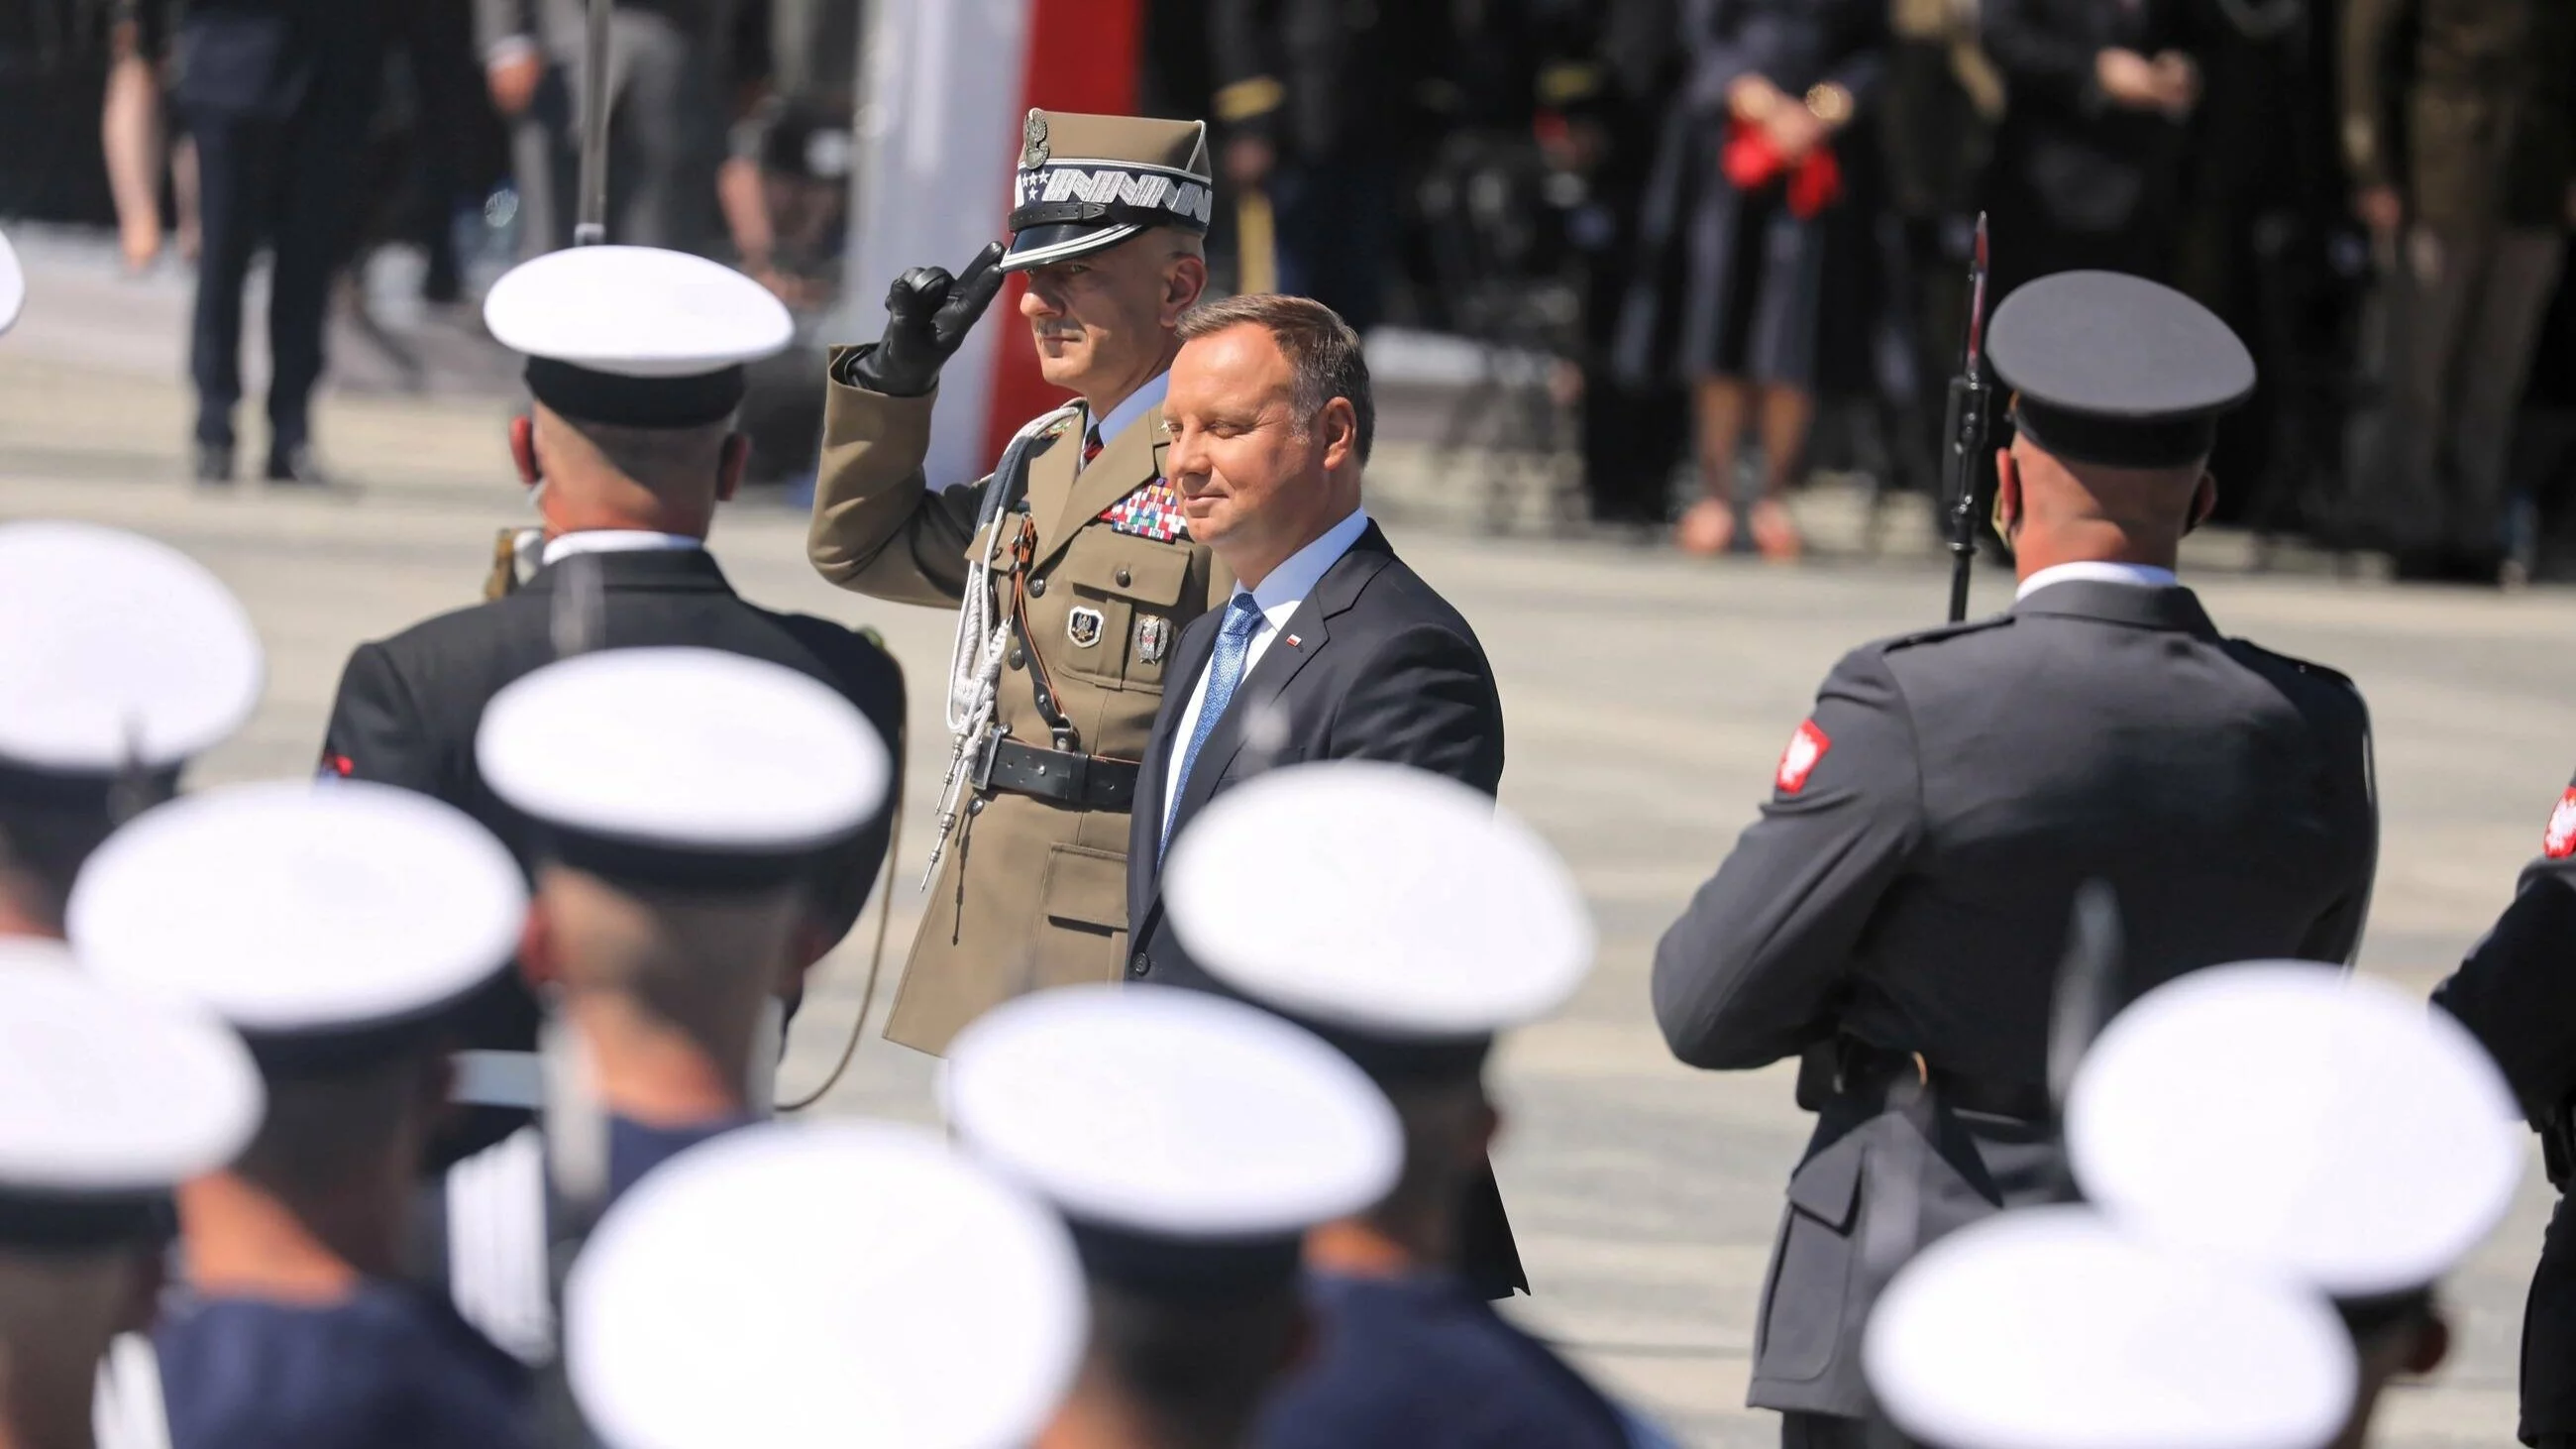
[1651,273,2380,1431]
[810,112,1230,1054]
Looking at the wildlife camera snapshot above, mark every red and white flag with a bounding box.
[842,0,1141,486]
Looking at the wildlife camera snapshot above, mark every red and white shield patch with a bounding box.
[1776,721,1831,795]
[2544,788,2576,859]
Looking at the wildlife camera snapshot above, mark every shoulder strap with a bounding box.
[92,1332,171,1449]
[444,1126,557,1366]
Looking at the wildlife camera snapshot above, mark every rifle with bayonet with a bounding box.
[1942,214,1991,623]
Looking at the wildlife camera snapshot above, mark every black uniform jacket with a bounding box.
[319,547,906,1161]
[1981,0,2207,239]
[1654,577,2377,1414]
[2434,793,2576,1444]
[1125,523,1520,1294]
[1126,523,1505,982]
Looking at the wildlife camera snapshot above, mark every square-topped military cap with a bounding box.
[1005,110,1214,271]
[1988,270,2257,470]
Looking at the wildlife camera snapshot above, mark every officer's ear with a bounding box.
[1317,397,1360,473]
[2185,470,2218,534]
[716,431,750,503]
[510,414,542,488]
[1162,247,1210,323]
[517,904,560,992]
[2404,1309,2452,1377]
[1992,445,2022,539]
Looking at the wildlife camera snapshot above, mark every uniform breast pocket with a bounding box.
[1053,540,1195,692]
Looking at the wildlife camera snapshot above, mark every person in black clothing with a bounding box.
[316,246,905,1170]
[171,0,383,486]
[1979,0,2205,303]
[2433,773,2576,1448]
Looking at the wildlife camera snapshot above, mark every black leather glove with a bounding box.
[841,240,1010,396]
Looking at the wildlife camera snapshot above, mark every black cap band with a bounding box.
[532,824,841,894]
[525,358,746,428]
[1009,162,1214,239]
[0,1186,175,1252]
[2010,397,2218,471]
[1069,1217,1305,1301]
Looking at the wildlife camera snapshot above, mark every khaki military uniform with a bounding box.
[811,357,1228,1053]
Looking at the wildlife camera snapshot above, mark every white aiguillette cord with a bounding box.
[919,401,1082,891]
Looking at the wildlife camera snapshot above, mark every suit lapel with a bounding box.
[1131,608,1221,902]
[1163,527,1396,843]
[1033,401,1167,567]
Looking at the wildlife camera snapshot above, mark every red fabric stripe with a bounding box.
[978,0,1143,471]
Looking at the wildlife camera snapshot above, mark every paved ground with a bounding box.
[5,239,2569,1446]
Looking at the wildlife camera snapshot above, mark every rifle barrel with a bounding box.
[574,0,612,246]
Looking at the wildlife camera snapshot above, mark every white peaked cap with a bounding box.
[483,245,793,379]
[476,647,888,860]
[1865,1206,2357,1449]
[0,521,263,775]
[0,227,22,337]
[0,947,263,1202]
[566,1121,1087,1449]
[68,780,525,1045]
[945,983,1401,1240]
[1165,762,1592,1040]
[2068,961,2522,1299]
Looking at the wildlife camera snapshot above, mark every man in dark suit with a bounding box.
[1652,273,2379,1449]
[1125,293,1518,1295]
[318,245,905,1167]
[1126,293,1504,984]
[1980,0,2207,300]
[172,0,382,485]
[2433,784,2576,1446]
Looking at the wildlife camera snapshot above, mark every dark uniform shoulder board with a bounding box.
[2544,782,2576,860]
[1879,613,2015,655]
[2226,639,2360,692]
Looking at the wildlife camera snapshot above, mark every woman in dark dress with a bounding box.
[1615,0,1885,558]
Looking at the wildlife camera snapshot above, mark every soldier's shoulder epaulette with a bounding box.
[1878,613,2018,655]
[2225,638,2361,692]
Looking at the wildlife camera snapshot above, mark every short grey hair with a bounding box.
[1176,293,1373,463]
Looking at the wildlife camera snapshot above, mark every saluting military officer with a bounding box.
[1650,272,2381,1448]
[810,108,1226,1054]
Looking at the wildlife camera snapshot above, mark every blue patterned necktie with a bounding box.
[1164,593,1266,852]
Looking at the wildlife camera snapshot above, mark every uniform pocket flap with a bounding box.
[1784,1134,1865,1233]
[1060,544,1191,607]
[1040,843,1129,932]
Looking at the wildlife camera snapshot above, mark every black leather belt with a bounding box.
[1838,1041,2052,1122]
[986,737,1138,812]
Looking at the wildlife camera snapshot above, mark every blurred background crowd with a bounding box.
[1,0,2570,580]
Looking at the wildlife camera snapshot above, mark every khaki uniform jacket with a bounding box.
[811,349,1229,1053]
[2341,0,2575,232]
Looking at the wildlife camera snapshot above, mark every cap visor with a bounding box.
[1003,223,1145,272]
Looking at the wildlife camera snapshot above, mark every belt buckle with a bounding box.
[968,725,1008,792]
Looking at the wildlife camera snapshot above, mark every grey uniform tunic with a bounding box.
[1654,578,2377,1416]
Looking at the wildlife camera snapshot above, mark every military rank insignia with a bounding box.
[1098,481,1190,543]
[1134,614,1171,665]
[2544,786,2576,859]
[1067,606,1105,649]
